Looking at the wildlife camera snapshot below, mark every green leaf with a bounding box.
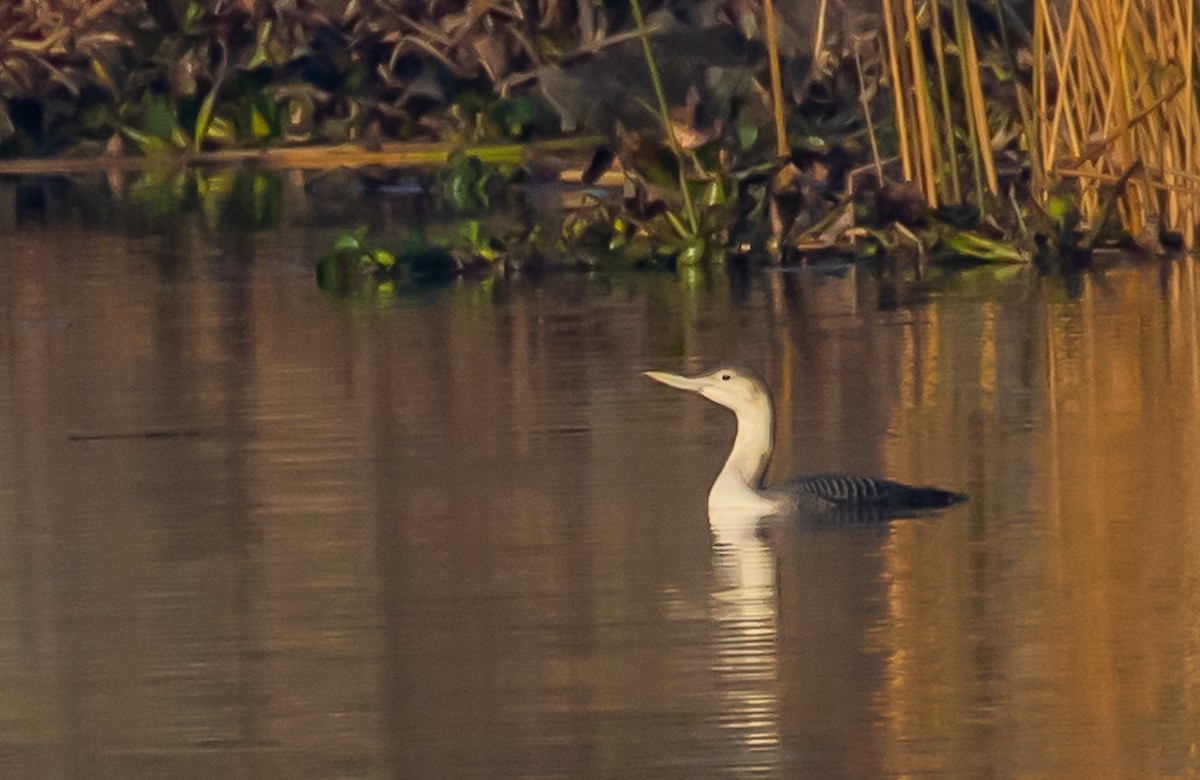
[250,105,271,140]
[142,95,179,140]
[1046,193,1074,223]
[333,226,367,252]
[701,179,726,207]
[193,86,219,153]
[182,2,204,33]
[664,210,691,240]
[247,20,273,70]
[89,59,117,93]
[370,249,396,269]
[943,229,1028,263]
[121,125,171,156]
[169,125,190,150]
[204,115,236,145]
[737,121,758,150]
[677,238,706,267]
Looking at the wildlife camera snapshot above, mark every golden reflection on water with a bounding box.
[3,190,1200,777]
[866,262,1200,777]
[665,261,1200,776]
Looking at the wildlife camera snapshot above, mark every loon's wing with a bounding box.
[782,474,967,510]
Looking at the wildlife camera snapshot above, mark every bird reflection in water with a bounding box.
[646,365,966,774]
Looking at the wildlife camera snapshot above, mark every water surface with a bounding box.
[2,179,1200,778]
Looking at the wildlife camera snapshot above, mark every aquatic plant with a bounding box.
[6,0,1197,276]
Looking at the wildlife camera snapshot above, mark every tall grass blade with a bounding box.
[954,0,998,202]
[930,1,962,203]
[628,0,699,235]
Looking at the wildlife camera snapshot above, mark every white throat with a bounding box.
[707,395,778,512]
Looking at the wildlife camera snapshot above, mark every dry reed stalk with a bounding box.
[878,0,997,207]
[1181,0,1195,244]
[880,0,914,181]
[811,0,830,85]
[953,0,997,197]
[763,0,789,158]
[1043,0,1084,173]
[942,0,990,207]
[853,43,886,185]
[903,0,939,205]
[1035,0,1200,247]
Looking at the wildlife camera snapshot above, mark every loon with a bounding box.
[645,366,967,517]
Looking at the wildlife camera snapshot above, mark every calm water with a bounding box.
[2,178,1200,778]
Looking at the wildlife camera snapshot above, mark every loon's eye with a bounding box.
[721,373,731,381]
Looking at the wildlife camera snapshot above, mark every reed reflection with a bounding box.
[3,175,1200,778]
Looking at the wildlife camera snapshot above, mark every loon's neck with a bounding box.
[708,398,776,512]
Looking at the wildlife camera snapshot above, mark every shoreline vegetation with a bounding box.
[3,0,1198,287]
[0,137,605,174]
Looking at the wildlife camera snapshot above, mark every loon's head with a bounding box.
[644,366,771,417]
